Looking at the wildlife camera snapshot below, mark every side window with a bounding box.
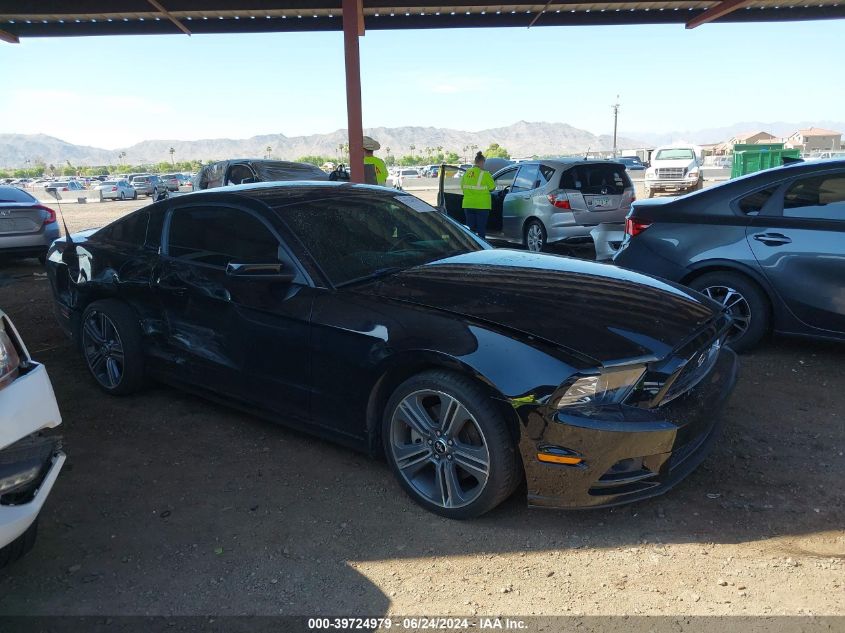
[737,186,777,215]
[511,164,540,192]
[167,206,280,267]
[100,210,149,246]
[539,164,555,186]
[783,174,845,221]
[494,168,518,190]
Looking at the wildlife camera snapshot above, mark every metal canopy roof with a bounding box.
[1,0,843,40]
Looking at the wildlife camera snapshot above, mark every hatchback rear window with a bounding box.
[561,164,629,195]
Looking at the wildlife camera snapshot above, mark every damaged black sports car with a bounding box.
[46,182,738,519]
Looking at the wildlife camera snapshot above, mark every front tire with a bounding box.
[119,191,125,200]
[80,300,145,395]
[689,272,769,352]
[132,191,138,200]
[382,370,520,519]
[524,219,547,253]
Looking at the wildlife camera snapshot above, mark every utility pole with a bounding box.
[611,95,621,158]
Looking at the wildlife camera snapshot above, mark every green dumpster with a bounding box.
[731,143,801,178]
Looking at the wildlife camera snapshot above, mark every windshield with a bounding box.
[275,194,485,286]
[132,177,149,183]
[655,149,695,161]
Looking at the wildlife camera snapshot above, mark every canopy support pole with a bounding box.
[343,0,365,183]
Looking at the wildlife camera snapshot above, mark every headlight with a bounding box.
[0,328,21,390]
[555,365,646,409]
[646,171,657,180]
[687,170,700,180]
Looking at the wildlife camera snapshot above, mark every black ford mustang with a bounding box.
[47,182,738,518]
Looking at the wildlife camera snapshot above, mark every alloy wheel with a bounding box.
[526,224,544,252]
[702,285,752,341]
[81,310,125,389]
[389,389,490,509]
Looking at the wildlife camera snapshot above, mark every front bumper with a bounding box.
[645,180,698,192]
[521,347,738,509]
[0,362,65,548]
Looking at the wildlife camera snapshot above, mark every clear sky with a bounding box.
[2,20,844,149]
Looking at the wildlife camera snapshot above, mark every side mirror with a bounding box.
[225,262,295,282]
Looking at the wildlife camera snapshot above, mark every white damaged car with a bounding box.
[0,309,64,568]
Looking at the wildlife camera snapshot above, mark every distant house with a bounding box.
[784,127,842,152]
[732,131,778,145]
[714,131,777,155]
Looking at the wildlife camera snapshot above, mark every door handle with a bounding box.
[752,233,792,246]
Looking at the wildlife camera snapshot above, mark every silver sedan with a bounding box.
[95,180,137,201]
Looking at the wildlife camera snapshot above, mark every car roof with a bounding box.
[499,158,624,168]
[169,180,394,207]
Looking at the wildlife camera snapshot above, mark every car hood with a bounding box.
[360,250,718,365]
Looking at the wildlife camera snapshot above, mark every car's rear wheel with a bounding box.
[80,300,145,395]
[689,272,769,352]
[524,219,546,253]
[383,370,520,519]
[0,520,37,570]
[99,193,105,203]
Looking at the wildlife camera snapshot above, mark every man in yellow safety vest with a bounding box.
[460,151,496,239]
[363,136,388,186]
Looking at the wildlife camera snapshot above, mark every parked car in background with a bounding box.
[0,186,60,264]
[130,175,167,199]
[0,308,65,569]
[45,180,85,195]
[615,159,845,351]
[645,146,703,198]
[94,179,137,201]
[392,168,421,190]
[193,159,328,191]
[160,174,181,192]
[440,159,635,252]
[46,181,737,518]
[618,156,646,171]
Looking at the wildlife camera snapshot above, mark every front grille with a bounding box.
[656,167,685,180]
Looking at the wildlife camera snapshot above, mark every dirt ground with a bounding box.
[0,199,842,619]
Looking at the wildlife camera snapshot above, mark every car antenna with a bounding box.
[48,187,74,249]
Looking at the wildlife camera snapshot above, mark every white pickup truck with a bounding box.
[644,146,703,198]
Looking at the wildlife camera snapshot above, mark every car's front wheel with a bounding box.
[524,219,546,253]
[383,370,520,519]
[80,300,145,395]
[689,271,769,352]
[132,191,137,200]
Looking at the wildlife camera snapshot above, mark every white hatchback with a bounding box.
[0,309,64,568]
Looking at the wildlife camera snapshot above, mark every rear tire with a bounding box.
[0,520,37,570]
[524,219,547,253]
[80,300,145,395]
[689,271,769,352]
[382,370,520,519]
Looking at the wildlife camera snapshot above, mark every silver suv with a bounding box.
[441,159,635,251]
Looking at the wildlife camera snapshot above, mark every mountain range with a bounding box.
[1,120,842,168]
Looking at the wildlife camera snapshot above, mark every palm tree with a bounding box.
[169,147,175,165]
[118,151,126,166]
[266,146,272,159]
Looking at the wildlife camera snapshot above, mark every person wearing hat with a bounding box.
[460,151,496,239]
[363,136,388,186]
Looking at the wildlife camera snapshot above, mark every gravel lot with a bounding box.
[0,198,842,619]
